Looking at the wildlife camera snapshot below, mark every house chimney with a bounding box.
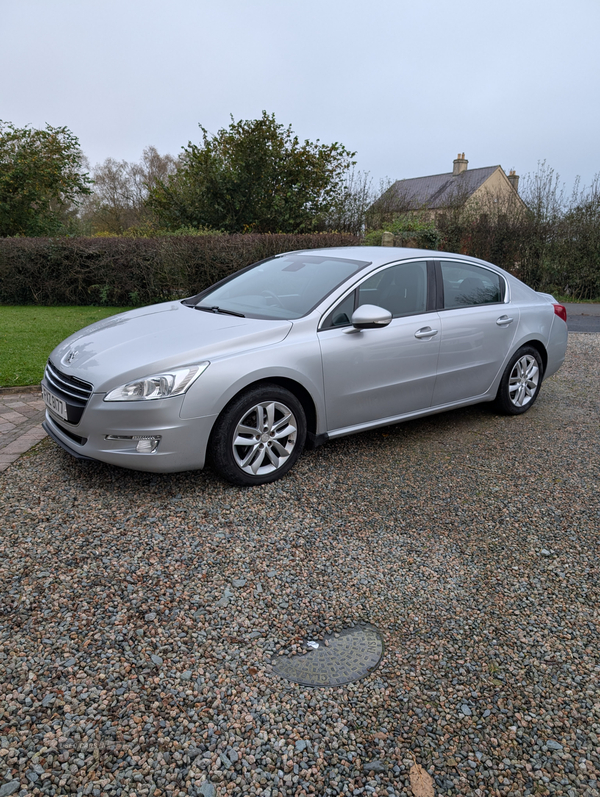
[508,169,520,193]
[453,152,468,176]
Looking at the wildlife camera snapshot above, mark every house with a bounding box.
[372,154,527,224]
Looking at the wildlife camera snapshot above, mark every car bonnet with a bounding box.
[47,301,292,393]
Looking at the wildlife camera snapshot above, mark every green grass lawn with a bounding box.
[0,306,133,387]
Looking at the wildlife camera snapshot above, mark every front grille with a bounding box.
[45,361,93,405]
[43,361,94,425]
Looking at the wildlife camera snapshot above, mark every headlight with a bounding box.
[104,363,209,402]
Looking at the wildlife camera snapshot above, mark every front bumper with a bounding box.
[43,393,218,473]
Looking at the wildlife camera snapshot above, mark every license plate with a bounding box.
[42,385,69,421]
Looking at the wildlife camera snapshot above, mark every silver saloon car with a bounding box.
[42,247,568,485]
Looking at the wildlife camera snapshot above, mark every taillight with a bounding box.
[553,304,567,323]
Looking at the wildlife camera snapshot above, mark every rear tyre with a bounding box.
[495,346,543,415]
[210,384,306,485]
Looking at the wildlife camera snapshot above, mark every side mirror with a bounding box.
[351,304,392,330]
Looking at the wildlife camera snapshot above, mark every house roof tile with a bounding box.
[388,166,500,209]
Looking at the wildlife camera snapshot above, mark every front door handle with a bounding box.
[414,326,438,339]
[496,315,514,326]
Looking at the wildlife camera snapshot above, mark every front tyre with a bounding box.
[495,346,544,415]
[211,384,307,485]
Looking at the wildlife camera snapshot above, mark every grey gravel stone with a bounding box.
[0,784,20,797]
[220,752,232,768]
[199,782,216,797]
[232,578,246,587]
[461,704,472,716]
[547,740,564,750]
[364,760,386,773]
[150,654,163,665]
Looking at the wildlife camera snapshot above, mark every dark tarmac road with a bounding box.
[563,303,600,333]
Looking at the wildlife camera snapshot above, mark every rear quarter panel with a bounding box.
[502,282,566,381]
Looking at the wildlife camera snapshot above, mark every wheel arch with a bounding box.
[208,376,319,449]
[518,338,548,376]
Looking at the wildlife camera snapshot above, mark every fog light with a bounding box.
[135,436,161,453]
[104,434,162,452]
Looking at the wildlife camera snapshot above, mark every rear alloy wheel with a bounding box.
[495,346,543,415]
[211,384,306,485]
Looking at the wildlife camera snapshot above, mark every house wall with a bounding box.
[467,168,527,214]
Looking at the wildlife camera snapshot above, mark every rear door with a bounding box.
[431,259,519,406]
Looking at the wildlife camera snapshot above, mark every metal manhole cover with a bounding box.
[271,623,383,687]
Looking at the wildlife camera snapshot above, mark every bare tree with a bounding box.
[80,146,177,234]
[519,160,567,224]
[324,169,378,234]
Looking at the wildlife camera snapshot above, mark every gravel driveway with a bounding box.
[1,334,599,797]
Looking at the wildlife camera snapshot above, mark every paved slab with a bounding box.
[0,389,47,472]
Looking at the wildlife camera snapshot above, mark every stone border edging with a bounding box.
[0,384,41,395]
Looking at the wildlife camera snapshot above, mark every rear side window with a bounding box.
[440,261,504,308]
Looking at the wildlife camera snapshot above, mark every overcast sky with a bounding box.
[2,0,599,193]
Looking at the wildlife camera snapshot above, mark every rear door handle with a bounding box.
[496,315,514,326]
[414,326,438,339]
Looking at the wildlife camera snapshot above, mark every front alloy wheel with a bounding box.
[211,385,307,485]
[233,400,298,476]
[495,346,543,415]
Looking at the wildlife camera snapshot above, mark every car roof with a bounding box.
[286,246,508,274]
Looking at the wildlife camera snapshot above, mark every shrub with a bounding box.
[0,233,361,306]
[364,214,441,249]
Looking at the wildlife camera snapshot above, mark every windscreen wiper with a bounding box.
[195,305,245,318]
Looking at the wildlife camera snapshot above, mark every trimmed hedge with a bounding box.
[0,233,362,306]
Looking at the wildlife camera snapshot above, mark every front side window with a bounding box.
[357,261,428,317]
[321,260,429,329]
[440,261,504,309]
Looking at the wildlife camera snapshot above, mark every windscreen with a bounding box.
[195,253,371,319]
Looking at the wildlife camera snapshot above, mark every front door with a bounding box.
[318,260,441,432]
